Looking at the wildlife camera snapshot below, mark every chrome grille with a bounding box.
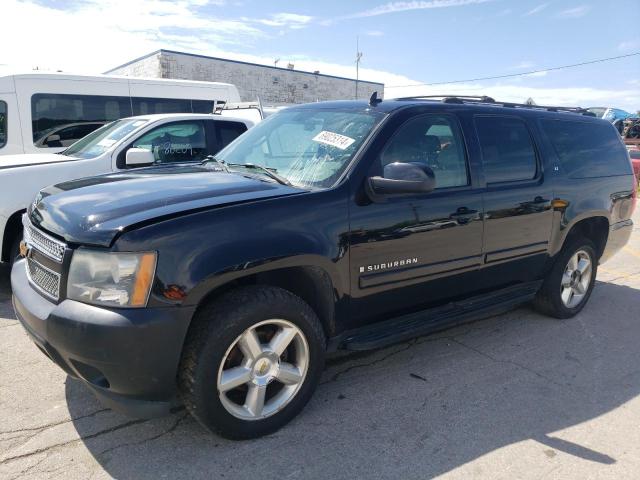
[23,216,66,262]
[26,256,61,300]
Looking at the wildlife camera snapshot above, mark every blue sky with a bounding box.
[2,0,640,109]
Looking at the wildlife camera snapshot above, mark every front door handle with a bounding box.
[449,207,479,224]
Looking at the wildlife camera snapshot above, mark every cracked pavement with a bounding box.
[1,210,639,479]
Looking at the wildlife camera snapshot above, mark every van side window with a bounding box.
[380,114,469,189]
[475,116,537,183]
[540,119,631,178]
[32,94,132,147]
[216,121,248,151]
[132,121,208,164]
[132,98,191,115]
[0,101,6,149]
[31,94,222,148]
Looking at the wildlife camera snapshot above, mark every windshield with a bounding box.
[62,118,149,159]
[214,107,385,189]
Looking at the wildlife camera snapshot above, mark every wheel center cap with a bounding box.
[251,352,280,386]
[256,359,271,376]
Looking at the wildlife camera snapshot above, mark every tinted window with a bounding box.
[132,97,191,116]
[475,116,537,183]
[32,94,220,148]
[0,101,6,149]
[541,119,632,178]
[380,114,469,189]
[32,94,133,147]
[192,100,216,114]
[132,121,208,164]
[216,121,248,150]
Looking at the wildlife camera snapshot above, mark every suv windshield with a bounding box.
[62,119,149,159]
[214,107,385,189]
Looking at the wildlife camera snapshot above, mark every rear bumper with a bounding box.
[11,259,196,418]
[600,219,634,264]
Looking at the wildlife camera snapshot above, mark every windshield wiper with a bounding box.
[227,163,292,186]
[202,155,230,172]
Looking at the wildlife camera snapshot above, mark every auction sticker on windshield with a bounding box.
[312,131,356,150]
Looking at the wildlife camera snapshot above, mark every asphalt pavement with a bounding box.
[1,209,639,479]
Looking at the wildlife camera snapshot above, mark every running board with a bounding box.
[337,281,542,351]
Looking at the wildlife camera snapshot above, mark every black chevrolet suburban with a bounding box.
[12,96,637,439]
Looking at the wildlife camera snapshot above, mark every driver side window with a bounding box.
[132,121,208,164]
[380,114,469,189]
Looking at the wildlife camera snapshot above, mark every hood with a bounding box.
[0,153,78,170]
[30,164,301,247]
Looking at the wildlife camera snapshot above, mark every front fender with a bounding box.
[113,187,351,309]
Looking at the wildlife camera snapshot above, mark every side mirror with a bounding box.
[126,148,155,167]
[368,162,436,197]
[45,134,61,146]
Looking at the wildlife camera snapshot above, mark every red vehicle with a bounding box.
[627,145,640,185]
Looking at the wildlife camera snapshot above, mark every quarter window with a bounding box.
[475,116,537,183]
[540,119,631,178]
[380,114,469,189]
[0,101,6,149]
[132,121,208,164]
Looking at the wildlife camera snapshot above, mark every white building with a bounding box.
[106,50,384,105]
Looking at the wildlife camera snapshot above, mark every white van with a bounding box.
[0,72,241,156]
[0,113,253,264]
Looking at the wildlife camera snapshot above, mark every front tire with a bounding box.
[178,285,325,439]
[534,239,597,319]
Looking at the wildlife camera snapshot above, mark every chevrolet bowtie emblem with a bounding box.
[19,241,30,258]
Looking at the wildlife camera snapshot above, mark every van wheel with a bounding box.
[178,285,325,439]
[534,239,597,319]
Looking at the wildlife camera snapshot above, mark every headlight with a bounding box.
[67,250,157,308]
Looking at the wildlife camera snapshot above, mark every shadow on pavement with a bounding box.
[60,280,640,479]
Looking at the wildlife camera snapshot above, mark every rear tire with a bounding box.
[533,239,597,319]
[178,285,325,439]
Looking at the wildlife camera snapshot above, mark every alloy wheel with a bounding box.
[560,249,593,309]
[216,319,309,420]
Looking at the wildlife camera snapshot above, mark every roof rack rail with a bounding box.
[393,95,596,117]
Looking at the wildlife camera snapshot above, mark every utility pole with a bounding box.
[355,36,362,100]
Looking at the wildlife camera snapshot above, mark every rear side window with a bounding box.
[216,121,247,150]
[0,101,6,149]
[475,116,537,183]
[540,119,631,178]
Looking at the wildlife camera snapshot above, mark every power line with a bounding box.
[387,52,640,88]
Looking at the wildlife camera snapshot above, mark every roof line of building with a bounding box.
[105,49,385,86]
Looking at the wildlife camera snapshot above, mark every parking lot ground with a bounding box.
[1,210,639,480]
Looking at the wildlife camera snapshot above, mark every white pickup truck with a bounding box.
[0,113,254,264]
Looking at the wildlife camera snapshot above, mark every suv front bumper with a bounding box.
[11,259,195,418]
